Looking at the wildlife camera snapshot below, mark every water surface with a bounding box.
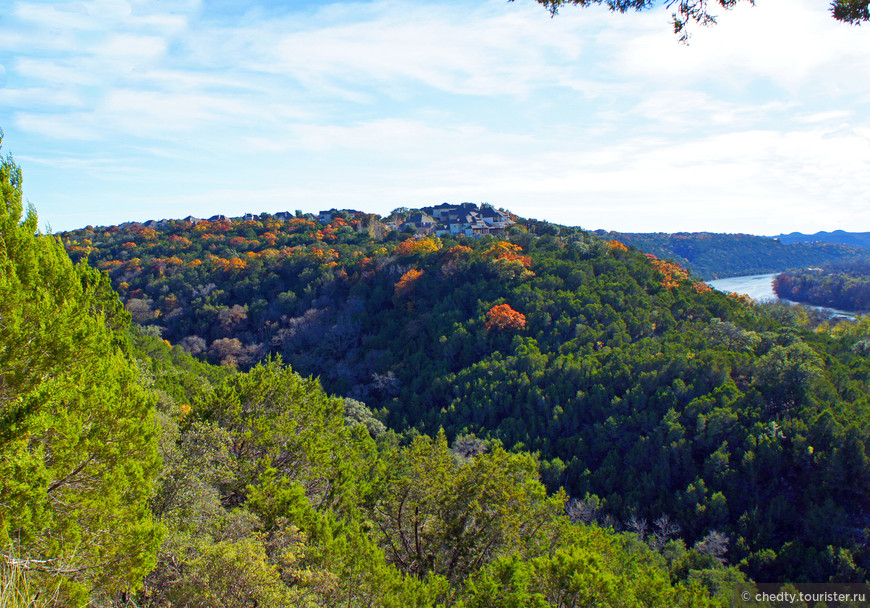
[707,272,856,319]
[707,273,779,302]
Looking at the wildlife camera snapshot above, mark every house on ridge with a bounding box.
[404,212,436,234]
[478,206,512,230]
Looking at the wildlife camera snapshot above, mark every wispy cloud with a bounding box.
[1,0,868,233]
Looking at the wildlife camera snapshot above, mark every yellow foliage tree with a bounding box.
[395,237,441,256]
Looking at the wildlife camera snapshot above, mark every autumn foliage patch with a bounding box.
[485,303,526,331]
[395,237,441,256]
[394,269,425,299]
[607,240,628,252]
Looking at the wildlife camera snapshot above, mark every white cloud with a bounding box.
[14,2,106,32]
[16,112,102,140]
[2,0,869,234]
[0,86,83,108]
[614,0,870,96]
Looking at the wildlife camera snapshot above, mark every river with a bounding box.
[707,273,779,302]
[707,273,857,319]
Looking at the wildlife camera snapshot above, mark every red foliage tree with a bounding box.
[485,304,526,331]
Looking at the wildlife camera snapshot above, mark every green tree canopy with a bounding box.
[0,133,163,604]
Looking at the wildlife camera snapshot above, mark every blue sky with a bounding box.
[1,0,869,234]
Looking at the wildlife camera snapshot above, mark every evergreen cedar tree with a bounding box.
[523,0,870,41]
[0,133,162,603]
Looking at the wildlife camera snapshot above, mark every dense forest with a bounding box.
[774,260,870,313]
[2,138,752,607]
[5,133,870,604]
[53,196,870,588]
[597,230,868,279]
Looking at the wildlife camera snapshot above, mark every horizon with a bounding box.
[2,0,869,235]
[52,202,866,240]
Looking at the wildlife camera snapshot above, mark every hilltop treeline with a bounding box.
[775,230,870,250]
[597,230,867,279]
[774,259,870,313]
[57,206,870,586]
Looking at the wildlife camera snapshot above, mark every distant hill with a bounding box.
[773,230,870,250]
[596,230,868,279]
[774,258,870,313]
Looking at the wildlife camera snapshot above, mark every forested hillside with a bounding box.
[2,137,747,606]
[774,259,870,313]
[131,333,741,608]
[55,207,870,586]
[596,230,867,279]
[775,231,870,250]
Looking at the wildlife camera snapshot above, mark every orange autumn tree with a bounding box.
[486,303,526,331]
[645,253,711,292]
[168,234,192,248]
[483,241,534,281]
[484,241,530,265]
[394,269,425,299]
[445,244,473,258]
[215,257,247,273]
